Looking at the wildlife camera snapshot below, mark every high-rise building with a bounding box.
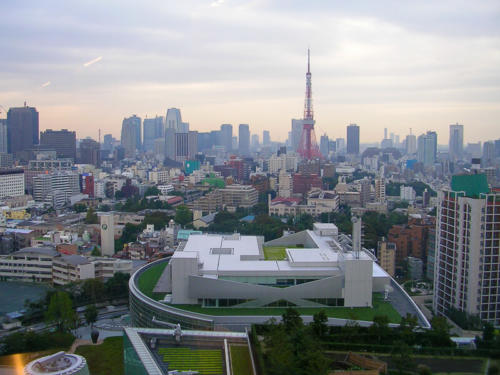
[143,116,164,153]
[165,108,182,131]
[359,177,371,207]
[40,129,76,160]
[406,134,417,155]
[78,138,100,166]
[417,131,437,166]
[336,138,345,153]
[320,134,329,158]
[220,124,233,152]
[251,134,259,150]
[121,115,141,157]
[449,123,464,161]
[346,124,360,155]
[175,132,189,162]
[375,177,386,203]
[263,130,270,146]
[0,119,7,154]
[433,174,500,324]
[188,131,198,159]
[165,128,176,160]
[291,119,304,152]
[483,141,495,167]
[238,124,250,156]
[7,104,39,155]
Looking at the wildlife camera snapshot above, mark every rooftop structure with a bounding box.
[24,351,89,375]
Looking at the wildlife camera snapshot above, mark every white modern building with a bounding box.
[32,171,79,207]
[156,223,390,308]
[0,169,25,199]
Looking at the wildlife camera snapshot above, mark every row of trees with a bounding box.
[253,309,453,375]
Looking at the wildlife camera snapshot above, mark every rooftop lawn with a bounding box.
[172,294,401,324]
[263,246,305,260]
[137,261,168,300]
[75,336,123,375]
[230,345,253,375]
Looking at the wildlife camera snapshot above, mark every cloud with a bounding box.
[41,81,51,88]
[210,0,224,7]
[83,56,102,67]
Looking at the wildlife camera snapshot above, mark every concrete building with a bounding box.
[40,129,76,160]
[449,123,464,162]
[166,108,182,131]
[100,213,115,256]
[433,174,500,324]
[0,119,7,154]
[238,124,250,156]
[0,247,58,282]
[375,178,386,203]
[78,138,100,166]
[400,185,416,202]
[378,239,396,277]
[220,184,258,208]
[346,124,360,155]
[0,169,25,199]
[269,153,297,174]
[32,171,80,207]
[7,104,39,155]
[278,170,293,198]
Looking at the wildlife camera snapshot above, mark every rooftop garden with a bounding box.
[172,294,401,324]
[263,245,304,260]
[137,261,168,300]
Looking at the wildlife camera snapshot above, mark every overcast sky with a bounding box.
[1,0,499,144]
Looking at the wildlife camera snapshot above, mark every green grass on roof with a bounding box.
[230,345,253,375]
[137,261,168,300]
[263,246,307,260]
[75,337,123,375]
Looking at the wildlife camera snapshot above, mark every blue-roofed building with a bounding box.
[240,215,255,223]
[177,229,202,241]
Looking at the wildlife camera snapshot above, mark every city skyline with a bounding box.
[1,1,499,143]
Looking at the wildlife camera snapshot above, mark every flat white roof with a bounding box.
[172,230,378,278]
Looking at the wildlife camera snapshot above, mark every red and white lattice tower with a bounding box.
[297,49,322,160]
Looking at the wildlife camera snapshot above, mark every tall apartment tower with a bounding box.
[417,131,437,166]
[78,138,100,166]
[220,124,233,152]
[433,174,500,324]
[239,124,250,156]
[346,124,360,155]
[121,115,141,158]
[378,239,396,277]
[375,177,386,203]
[7,104,39,155]
[40,129,77,160]
[100,214,115,256]
[291,119,304,152]
[449,123,464,161]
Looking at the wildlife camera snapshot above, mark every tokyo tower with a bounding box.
[297,49,322,160]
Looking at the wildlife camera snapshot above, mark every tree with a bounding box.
[91,246,101,256]
[82,278,106,303]
[85,207,98,224]
[73,203,87,213]
[311,310,328,338]
[84,304,98,327]
[144,186,161,196]
[282,308,303,333]
[369,315,391,344]
[174,205,193,226]
[391,341,415,375]
[45,292,77,332]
